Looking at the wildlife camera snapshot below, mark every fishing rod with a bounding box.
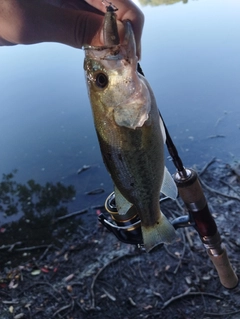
[98,1,238,289]
[161,117,238,289]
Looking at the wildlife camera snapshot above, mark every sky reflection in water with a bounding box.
[0,0,240,223]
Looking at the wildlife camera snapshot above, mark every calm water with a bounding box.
[0,0,240,224]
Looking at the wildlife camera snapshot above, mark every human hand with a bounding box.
[0,0,144,58]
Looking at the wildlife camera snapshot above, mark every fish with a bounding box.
[83,15,177,251]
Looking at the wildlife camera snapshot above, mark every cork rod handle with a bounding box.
[208,248,238,289]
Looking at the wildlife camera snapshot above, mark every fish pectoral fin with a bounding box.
[114,186,133,215]
[160,166,178,200]
[141,213,176,252]
[159,115,166,143]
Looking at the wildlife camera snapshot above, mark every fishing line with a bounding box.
[137,63,185,173]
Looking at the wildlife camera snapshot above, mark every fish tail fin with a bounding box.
[141,212,176,252]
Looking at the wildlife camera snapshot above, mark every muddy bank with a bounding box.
[0,158,240,319]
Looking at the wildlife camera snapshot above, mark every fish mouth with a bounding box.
[83,21,136,61]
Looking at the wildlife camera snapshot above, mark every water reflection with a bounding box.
[0,170,75,220]
[139,0,189,6]
[0,170,86,266]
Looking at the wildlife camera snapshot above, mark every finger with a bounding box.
[0,1,104,48]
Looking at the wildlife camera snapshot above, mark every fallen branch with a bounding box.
[162,288,223,309]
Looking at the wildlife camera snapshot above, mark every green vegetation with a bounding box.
[139,0,188,6]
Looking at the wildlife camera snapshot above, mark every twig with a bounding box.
[174,198,185,213]
[56,208,88,221]
[45,290,62,303]
[164,246,179,260]
[0,242,49,253]
[162,289,223,309]
[215,116,225,128]
[85,188,104,195]
[162,288,191,309]
[184,227,194,248]
[2,300,20,305]
[0,242,22,252]
[102,287,116,301]
[200,179,240,201]
[53,303,72,317]
[15,244,49,252]
[37,244,53,262]
[198,157,216,176]
[17,281,66,302]
[219,178,240,196]
[173,230,186,274]
[90,253,133,309]
[90,204,105,209]
[204,309,240,317]
[77,165,90,174]
[153,291,163,301]
[207,134,225,139]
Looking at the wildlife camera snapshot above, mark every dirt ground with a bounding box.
[0,158,240,319]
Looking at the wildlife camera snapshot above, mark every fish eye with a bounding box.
[95,72,108,89]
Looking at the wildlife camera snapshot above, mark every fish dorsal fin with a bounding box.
[160,166,178,200]
[114,186,133,215]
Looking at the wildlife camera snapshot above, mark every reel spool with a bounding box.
[98,192,143,245]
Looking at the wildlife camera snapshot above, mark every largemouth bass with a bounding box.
[83,19,177,251]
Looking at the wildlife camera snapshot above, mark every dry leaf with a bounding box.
[63,273,74,282]
[9,280,18,289]
[9,306,14,313]
[41,267,49,273]
[165,265,170,271]
[66,285,73,292]
[144,305,153,310]
[128,297,136,306]
[185,276,192,285]
[202,274,211,281]
[31,269,41,276]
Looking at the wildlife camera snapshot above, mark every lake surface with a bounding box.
[0,0,240,225]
